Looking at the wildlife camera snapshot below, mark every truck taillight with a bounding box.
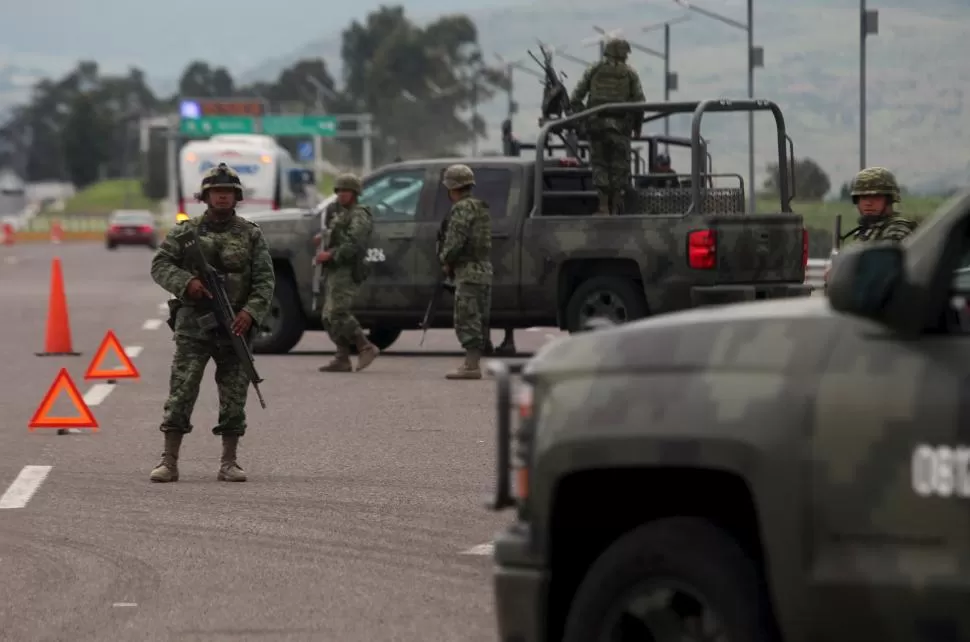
[109,225,120,233]
[139,225,153,234]
[688,229,716,269]
[802,228,809,267]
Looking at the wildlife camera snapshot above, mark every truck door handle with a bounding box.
[492,233,510,239]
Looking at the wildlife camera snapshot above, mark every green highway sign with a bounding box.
[179,116,255,136]
[261,115,338,137]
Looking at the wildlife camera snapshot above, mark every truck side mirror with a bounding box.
[827,243,904,322]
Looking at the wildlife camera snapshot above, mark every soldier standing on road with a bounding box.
[569,38,645,215]
[149,163,275,484]
[438,164,492,380]
[316,173,380,373]
[844,167,918,243]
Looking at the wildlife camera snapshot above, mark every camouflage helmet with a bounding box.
[333,173,362,194]
[442,164,475,190]
[604,38,631,60]
[199,162,244,201]
[850,166,901,203]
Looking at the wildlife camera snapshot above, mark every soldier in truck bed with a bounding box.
[641,153,681,189]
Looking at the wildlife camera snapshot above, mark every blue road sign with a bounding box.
[297,141,314,161]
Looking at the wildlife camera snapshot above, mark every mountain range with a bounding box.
[1,0,968,192]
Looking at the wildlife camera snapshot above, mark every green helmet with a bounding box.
[333,173,362,194]
[442,164,475,190]
[604,38,631,60]
[200,162,244,201]
[850,166,901,203]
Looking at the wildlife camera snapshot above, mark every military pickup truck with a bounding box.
[244,99,812,354]
[485,188,970,641]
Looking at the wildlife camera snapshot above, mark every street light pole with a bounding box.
[305,75,331,180]
[860,1,879,170]
[674,0,762,214]
[746,0,755,214]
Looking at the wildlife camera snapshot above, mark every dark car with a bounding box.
[105,209,159,250]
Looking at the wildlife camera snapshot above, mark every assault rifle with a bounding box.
[528,41,584,161]
[182,223,267,409]
[419,213,456,346]
[311,202,337,312]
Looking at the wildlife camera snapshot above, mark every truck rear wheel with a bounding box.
[562,517,778,642]
[253,276,305,354]
[564,276,648,333]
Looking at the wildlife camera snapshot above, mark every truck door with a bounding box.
[421,166,520,312]
[355,167,431,310]
[808,244,970,641]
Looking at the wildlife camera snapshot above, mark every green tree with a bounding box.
[763,157,831,201]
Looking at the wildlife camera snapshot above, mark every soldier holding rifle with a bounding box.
[149,163,275,484]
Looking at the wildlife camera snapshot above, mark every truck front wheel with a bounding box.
[253,276,305,354]
[562,517,778,642]
[564,276,648,332]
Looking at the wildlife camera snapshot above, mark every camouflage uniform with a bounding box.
[845,167,918,243]
[439,164,493,380]
[570,38,645,215]
[149,163,275,483]
[318,173,380,373]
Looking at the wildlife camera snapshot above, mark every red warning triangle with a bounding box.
[84,330,139,380]
[29,368,99,430]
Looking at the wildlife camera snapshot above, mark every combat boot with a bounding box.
[318,344,353,372]
[445,349,483,380]
[217,435,247,482]
[354,329,380,371]
[594,191,610,216]
[150,432,183,483]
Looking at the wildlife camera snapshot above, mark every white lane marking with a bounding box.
[0,466,53,509]
[461,542,494,556]
[141,319,163,331]
[124,345,143,358]
[83,384,116,407]
[4,256,17,264]
[112,603,138,608]
[526,327,540,332]
[158,302,168,313]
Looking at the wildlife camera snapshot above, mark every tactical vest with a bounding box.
[589,61,633,106]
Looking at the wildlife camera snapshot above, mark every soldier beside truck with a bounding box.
[243,98,813,355]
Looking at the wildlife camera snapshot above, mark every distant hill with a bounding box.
[240,0,970,193]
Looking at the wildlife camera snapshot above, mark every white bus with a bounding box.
[176,134,300,217]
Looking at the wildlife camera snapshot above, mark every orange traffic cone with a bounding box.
[36,257,80,356]
[1,222,14,245]
[50,221,63,244]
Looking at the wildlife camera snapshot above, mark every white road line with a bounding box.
[124,345,143,358]
[112,603,138,608]
[141,319,163,331]
[0,466,53,509]
[526,327,540,332]
[461,542,494,556]
[83,383,116,407]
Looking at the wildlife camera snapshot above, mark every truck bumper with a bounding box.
[493,525,548,642]
[690,283,814,306]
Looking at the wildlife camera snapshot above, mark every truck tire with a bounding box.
[349,326,402,354]
[562,517,778,642]
[564,276,648,333]
[253,276,305,354]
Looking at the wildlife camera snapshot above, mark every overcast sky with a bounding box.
[0,0,525,79]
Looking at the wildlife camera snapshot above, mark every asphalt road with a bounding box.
[0,241,558,642]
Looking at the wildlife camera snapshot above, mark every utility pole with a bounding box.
[860,1,879,170]
[673,0,762,213]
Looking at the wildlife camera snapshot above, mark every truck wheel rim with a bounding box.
[597,582,724,642]
[580,291,628,327]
